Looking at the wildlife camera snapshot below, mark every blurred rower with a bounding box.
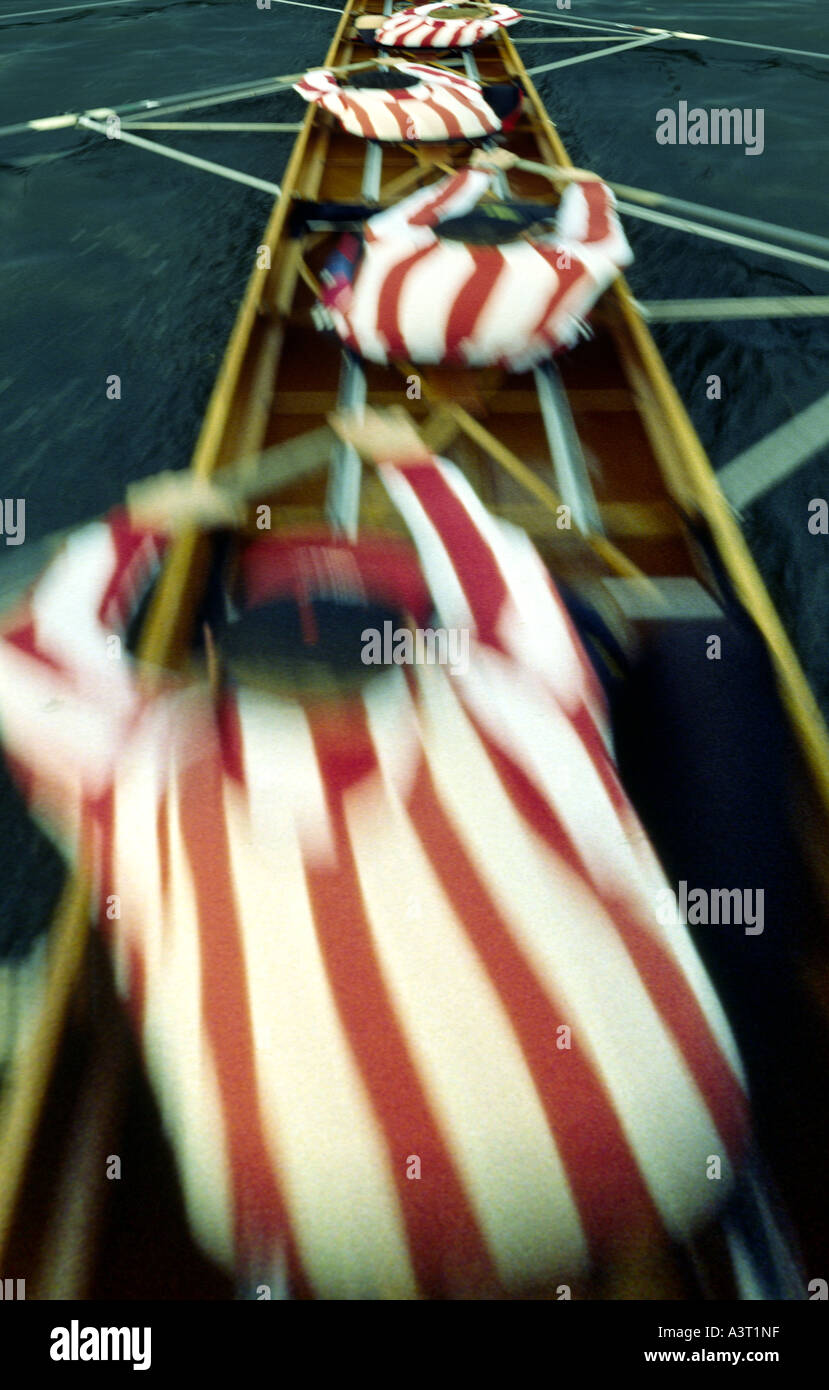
[353,4,523,51]
[0,409,750,1298]
[315,149,633,371]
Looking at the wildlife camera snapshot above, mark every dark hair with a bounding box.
[210,595,409,693]
[343,69,421,91]
[437,202,552,246]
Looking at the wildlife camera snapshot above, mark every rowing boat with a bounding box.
[3,0,829,1299]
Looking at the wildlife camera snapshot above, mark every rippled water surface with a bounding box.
[0,0,827,938]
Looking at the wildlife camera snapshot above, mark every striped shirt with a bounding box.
[320,166,634,370]
[0,460,748,1297]
[294,63,513,143]
[371,3,522,49]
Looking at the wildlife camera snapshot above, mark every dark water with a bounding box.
[0,0,828,941]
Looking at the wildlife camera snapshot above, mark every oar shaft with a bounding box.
[0,60,379,139]
[78,118,282,197]
[211,425,337,503]
[606,182,829,258]
[506,156,829,268]
[615,200,829,275]
[0,428,337,614]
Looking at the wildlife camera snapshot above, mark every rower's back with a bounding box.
[318,167,633,372]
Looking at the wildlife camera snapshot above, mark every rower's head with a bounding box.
[197,531,432,702]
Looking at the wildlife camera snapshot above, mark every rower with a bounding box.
[313,148,633,372]
[354,3,523,50]
[0,410,751,1298]
[293,62,523,144]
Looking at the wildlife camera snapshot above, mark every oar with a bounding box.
[134,424,339,511]
[599,182,829,259]
[0,59,390,139]
[500,155,829,272]
[0,426,339,614]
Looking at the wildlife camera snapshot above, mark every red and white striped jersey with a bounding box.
[294,63,511,143]
[0,461,748,1297]
[372,3,522,49]
[321,166,634,371]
